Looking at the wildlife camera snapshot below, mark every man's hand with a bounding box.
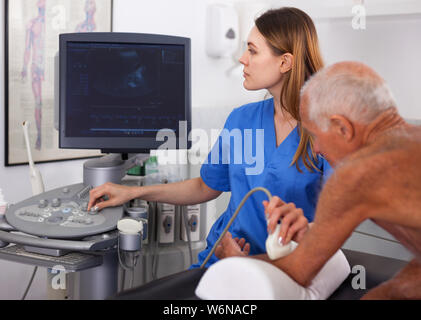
[263,196,309,245]
[215,231,250,260]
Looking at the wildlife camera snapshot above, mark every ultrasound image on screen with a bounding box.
[94,51,153,97]
[66,42,185,138]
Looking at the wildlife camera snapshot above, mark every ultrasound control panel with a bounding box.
[5,183,124,239]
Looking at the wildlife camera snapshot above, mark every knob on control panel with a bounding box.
[51,198,61,208]
[88,206,99,215]
[38,199,48,208]
[80,201,88,211]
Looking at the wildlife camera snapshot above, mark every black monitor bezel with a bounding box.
[59,32,191,153]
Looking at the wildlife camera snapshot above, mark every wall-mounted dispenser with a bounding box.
[205,3,239,58]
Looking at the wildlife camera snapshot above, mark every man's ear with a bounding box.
[329,115,355,141]
[280,53,294,74]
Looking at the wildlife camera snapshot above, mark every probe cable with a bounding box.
[21,266,38,300]
[200,187,272,268]
[182,207,194,266]
[117,236,140,289]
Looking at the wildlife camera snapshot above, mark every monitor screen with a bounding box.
[59,33,191,153]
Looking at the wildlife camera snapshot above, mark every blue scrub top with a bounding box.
[192,98,332,268]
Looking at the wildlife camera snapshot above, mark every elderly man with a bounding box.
[217,61,421,299]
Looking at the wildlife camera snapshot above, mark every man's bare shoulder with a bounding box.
[338,126,421,174]
[325,125,421,218]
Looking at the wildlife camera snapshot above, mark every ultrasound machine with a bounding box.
[0,32,207,299]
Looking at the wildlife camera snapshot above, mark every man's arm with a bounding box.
[266,162,370,286]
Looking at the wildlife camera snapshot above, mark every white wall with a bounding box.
[315,13,421,120]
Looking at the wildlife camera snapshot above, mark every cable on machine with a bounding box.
[182,207,194,267]
[21,266,38,300]
[117,219,143,289]
[200,186,295,269]
[200,187,272,268]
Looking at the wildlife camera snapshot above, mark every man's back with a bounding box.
[341,124,421,260]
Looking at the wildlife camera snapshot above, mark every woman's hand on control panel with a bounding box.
[87,182,136,211]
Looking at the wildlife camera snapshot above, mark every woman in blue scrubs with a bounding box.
[88,7,330,268]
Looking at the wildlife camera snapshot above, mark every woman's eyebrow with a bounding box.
[247,42,257,48]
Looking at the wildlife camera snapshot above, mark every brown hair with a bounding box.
[255,7,324,172]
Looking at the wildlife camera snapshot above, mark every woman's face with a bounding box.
[239,26,284,91]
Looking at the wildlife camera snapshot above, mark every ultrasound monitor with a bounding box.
[59,32,191,154]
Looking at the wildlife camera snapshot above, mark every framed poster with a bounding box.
[5,0,113,166]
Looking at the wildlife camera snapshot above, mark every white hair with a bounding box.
[301,65,397,131]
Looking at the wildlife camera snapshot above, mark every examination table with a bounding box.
[113,249,407,300]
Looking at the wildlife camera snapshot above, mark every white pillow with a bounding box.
[195,247,350,300]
